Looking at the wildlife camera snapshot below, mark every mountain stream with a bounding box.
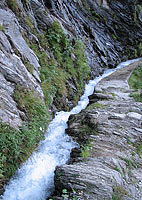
[1,58,141,200]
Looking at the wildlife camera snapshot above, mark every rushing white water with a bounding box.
[1,58,141,200]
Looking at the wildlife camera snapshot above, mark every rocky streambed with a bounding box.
[52,60,142,200]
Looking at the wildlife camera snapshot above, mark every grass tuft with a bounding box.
[129,64,142,102]
[7,0,18,12]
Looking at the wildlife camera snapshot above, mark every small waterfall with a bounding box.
[1,58,141,200]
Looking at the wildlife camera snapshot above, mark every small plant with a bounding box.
[138,43,142,56]
[62,188,79,200]
[22,0,28,5]
[111,93,116,97]
[25,15,34,29]
[112,34,117,40]
[86,102,106,110]
[7,0,18,12]
[119,156,139,169]
[128,64,142,102]
[133,11,137,23]
[131,151,135,156]
[111,185,128,200]
[49,188,79,200]
[81,143,91,158]
[136,144,142,156]
[0,25,5,31]
[113,167,121,173]
[126,136,132,145]
[23,60,34,74]
[62,189,69,200]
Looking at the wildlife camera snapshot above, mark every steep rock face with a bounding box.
[0,0,141,129]
[43,0,142,76]
[0,0,142,194]
[0,9,43,128]
[53,61,142,200]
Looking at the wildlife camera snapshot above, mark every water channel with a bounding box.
[1,58,141,200]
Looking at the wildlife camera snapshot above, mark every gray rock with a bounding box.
[127,112,142,120]
[0,9,44,129]
[53,61,142,200]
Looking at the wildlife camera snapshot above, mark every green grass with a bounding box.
[111,185,128,200]
[47,22,90,85]
[135,143,142,156]
[0,87,50,183]
[21,0,28,5]
[7,0,18,12]
[113,167,121,173]
[30,21,90,108]
[86,102,106,110]
[129,65,142,89]
[0,20,90,188]
[129,64,142,102]
[119,156,140,169]
[0,25,5,32]
[81,144,91,158]
[25,15,34,29]
[23,60,34,74]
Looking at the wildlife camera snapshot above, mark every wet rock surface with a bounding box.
[53,61,142,200]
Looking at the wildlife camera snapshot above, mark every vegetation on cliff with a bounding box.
[1,0,142,196]
[30,21,90,109]
[0,18,90,189]
[0,88,49,184]
[129,64,142,101]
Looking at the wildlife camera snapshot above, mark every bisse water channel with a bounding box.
[1,58,141,200]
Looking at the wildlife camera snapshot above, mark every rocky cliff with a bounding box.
[0,0,142,195]
[52,60,142,200]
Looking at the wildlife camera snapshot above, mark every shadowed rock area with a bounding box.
[52,61,142,200]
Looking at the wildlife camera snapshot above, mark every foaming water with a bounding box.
[1,58,141,200]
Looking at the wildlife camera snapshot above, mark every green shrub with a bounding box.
[13,86,49,131]
[81,143,91,158]
[0,87,50,182]
[129,65,142,89]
